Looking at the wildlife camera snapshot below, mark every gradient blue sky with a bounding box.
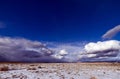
[0,0,120,42]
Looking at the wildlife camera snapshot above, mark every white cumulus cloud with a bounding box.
[80,40,120,62]
[84,40,120,53]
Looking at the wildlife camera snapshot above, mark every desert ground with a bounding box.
[0,63,119,79]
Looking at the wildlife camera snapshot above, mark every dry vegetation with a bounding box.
[0,66,9,71]
[90,77,97,79]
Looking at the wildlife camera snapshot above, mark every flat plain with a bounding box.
[0,63,119,79]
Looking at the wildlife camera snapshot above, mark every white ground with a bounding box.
[0,63,119,79]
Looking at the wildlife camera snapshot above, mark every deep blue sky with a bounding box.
[0,0,120,42]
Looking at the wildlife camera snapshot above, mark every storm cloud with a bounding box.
[0,37,65,62]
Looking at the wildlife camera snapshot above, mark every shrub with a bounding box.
[0,66,9,71]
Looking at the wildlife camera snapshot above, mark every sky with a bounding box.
[0,0,120,42]
[0,0,120,62]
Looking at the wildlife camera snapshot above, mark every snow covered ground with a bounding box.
[0,63,119,79]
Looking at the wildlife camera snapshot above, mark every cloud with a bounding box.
[84,40,120,53]
[102,25,120,39]
[52,49,68,59]
[48,40,120,62]
[0,37,119,62]
[0,23,120,62]
[0,37,65,62]
[80,40,120,62]
[47,42,85,62]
